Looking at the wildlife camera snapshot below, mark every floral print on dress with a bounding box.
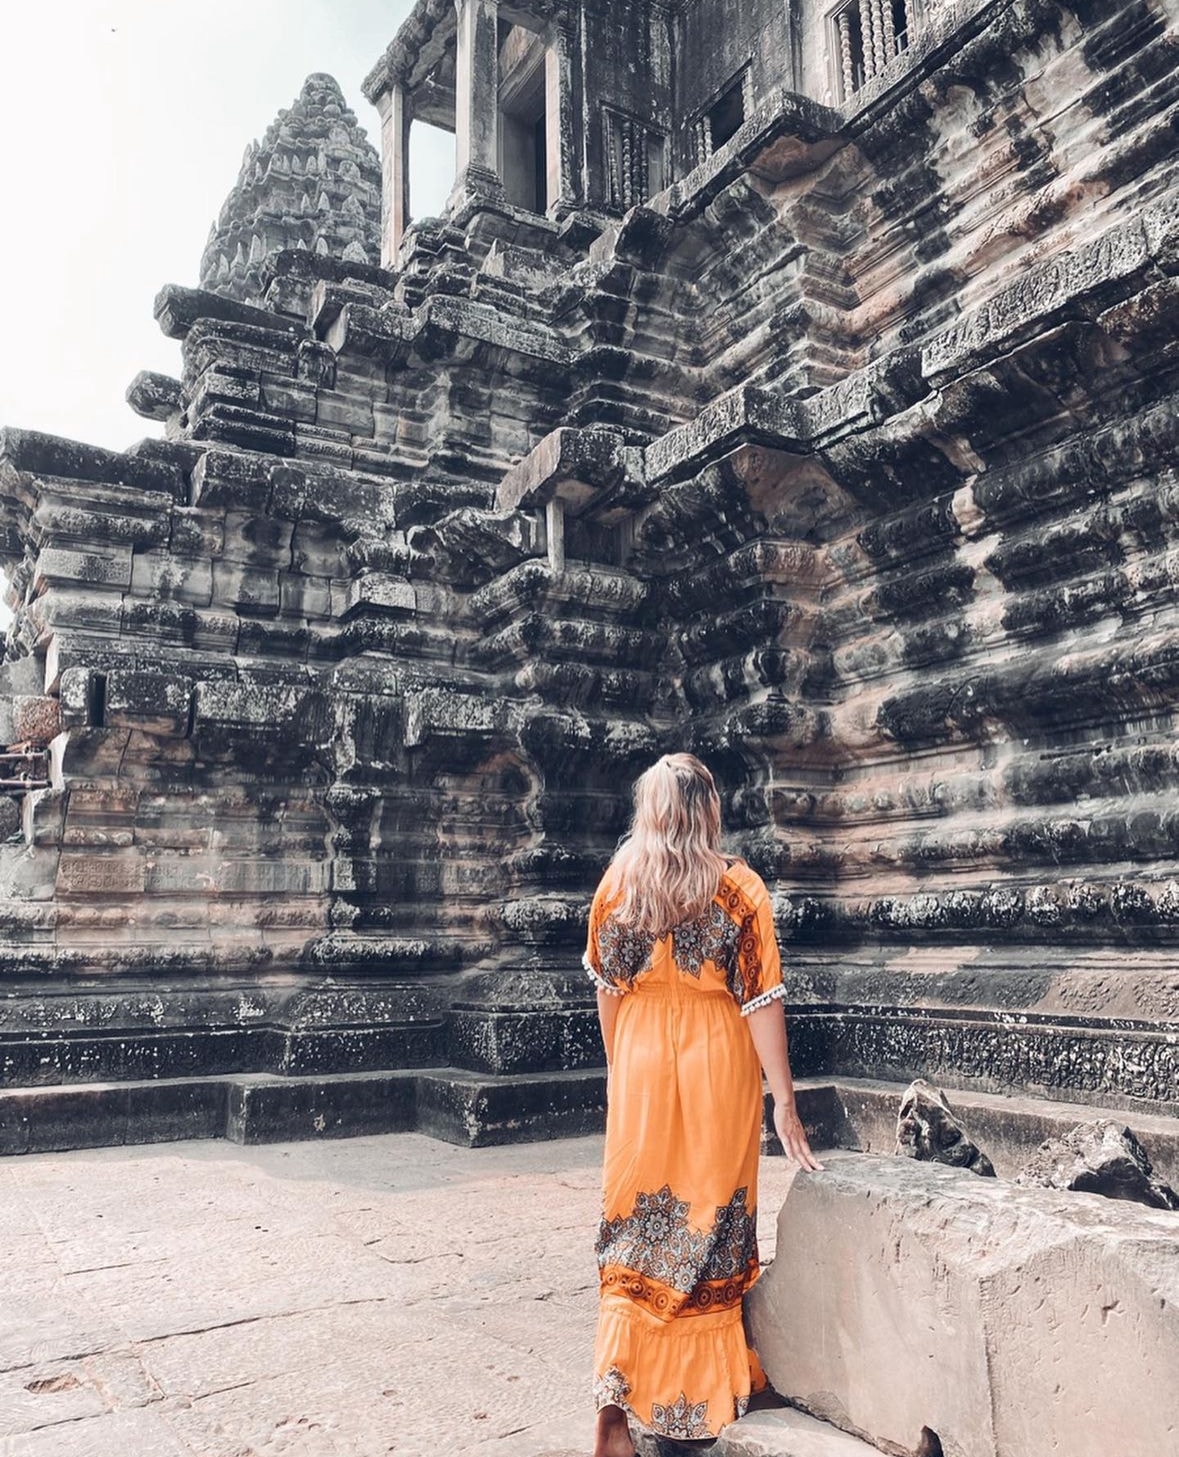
[593,1365,632,1414]
[651,1392,711,1439]
[596,1184,757,1292]
[670,900,740,978]
[597,914,656,988]
[702,1185,757,1281]
[591,871,770,1008]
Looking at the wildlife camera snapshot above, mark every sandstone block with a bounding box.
[259,377,318,422]
[496,426,631,513]
[105,671,193,737]
[210,560,280,614]
[403,688,520,748]
[747,1153,1179,1457]
[316,392,375,434]
[126,371,182,422]
[57,854,146,897]
[129,552,214,606]
[11,696,63,747]
[34,546,133,592]
[57,669,96,729]
[192,678,334,751]
[339,573,416,618]
[279,574,333,619]
[153,283,285,340]
[0,426,185,498]
[188,450,272,510]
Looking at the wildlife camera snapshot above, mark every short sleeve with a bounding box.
[584,876,627,996]
[737,880,787,1016]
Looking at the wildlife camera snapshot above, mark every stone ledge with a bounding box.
[748,1152,1179,1457]
[710,1406,880,1457]
[0,1065,608,1154]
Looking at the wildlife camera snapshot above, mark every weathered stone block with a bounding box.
[57,669,96,729]
[129,552,214,606]
[316,392,375,434]
[496,426,632,513]
[1016,1119,1179,1210]
[11,696,62,746]
[192,678,334,750]
[57,854,146,897]
[126,370,183,422]
[105,671,193,737]
[748,1154,1179,1457]
[0,427,186,498]
[402,688,520,748]
[188,449,272,510]
[34,546,132,591]
[210,560,281,614]
[338,572,416,618]
[895,1078,995,1176]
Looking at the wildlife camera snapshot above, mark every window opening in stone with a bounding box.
[498,22,554,214]
[604,107,667,213]
[833,0,916,99]
[692,65,752,167]
[708,80,746,152]
[409,117,457,222]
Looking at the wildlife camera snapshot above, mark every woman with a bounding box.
[584,753,822,1457]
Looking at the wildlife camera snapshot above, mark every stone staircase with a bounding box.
[0,1063,607,1154]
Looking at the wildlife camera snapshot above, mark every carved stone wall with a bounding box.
[1,0,1178,1147]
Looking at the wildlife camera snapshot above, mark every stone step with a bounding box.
[0,1064,608,1155]
[632,1407,878,1457]
[5,1061,1175,1171]
[713,1407,882,1456]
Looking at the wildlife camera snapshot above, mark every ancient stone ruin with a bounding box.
[1,0,1179,1183]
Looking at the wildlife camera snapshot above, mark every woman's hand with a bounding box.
[773,1099,824,1172]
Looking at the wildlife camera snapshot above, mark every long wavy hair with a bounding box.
[609,753,730,936]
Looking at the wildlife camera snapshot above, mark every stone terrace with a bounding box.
[0,1131,795,1457]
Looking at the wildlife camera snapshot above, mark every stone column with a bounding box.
[375,82,412,266]
[837,9,855,99]
[454,0,502,195]
[544,27,575,215]
[545,498,565,572]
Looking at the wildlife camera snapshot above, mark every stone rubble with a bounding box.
[1015,1117,1179,1210]
[894,1078,996,1178]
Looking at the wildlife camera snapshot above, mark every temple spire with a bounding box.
[199,73,382,306]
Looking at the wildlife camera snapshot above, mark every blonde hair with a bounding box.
[609,753,730,936]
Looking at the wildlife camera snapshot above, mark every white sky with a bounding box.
[0,1,455,454]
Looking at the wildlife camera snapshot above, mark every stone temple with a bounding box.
[1,0,1178,1176]
[6,5,1179,1450]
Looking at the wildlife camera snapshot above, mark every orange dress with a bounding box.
[584,859,788,1440]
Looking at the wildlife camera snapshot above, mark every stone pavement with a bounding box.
[0,1133,797,1457]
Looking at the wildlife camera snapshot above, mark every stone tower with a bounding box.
[200,74,382,306]
[0,1,1178,1164]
